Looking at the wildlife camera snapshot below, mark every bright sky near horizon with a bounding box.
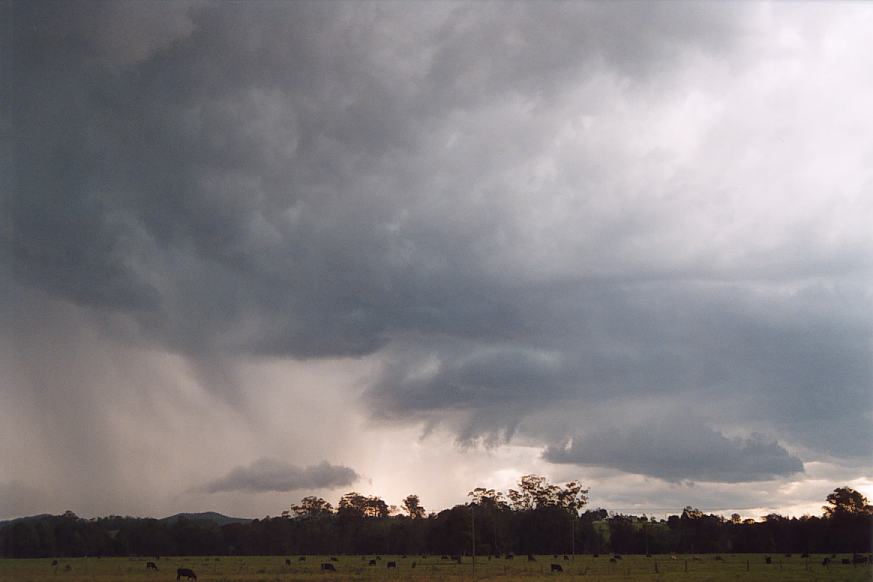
[2,1,872,521]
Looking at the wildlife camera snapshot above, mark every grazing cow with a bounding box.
[320,563,336,572]
[563,555,569,561]
[613,555,622,560]
[646,554,652,558]
[841,558,851,565]
[550,563,563,573]
[785,553,792,558]
[387,561,397,569]
[822,557,831,567]
[593,554,599,558]
[330,556,338,562]
[299,556,306,562]
[51,560,58,567]
[411,561,416,569]
[852,553,869,565]
[285,559,291,566]
[376,556,382,560]
[505,554,514,560]
[176,568,197,581]
[146,561,159,571]
[609,558,616,564]
[765,556,772,564]
[528,554,536,562]
[801,553,809,558]
[369,560,377,566]
[670,555,678,561]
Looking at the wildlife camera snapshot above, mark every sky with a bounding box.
[2,1,872,521]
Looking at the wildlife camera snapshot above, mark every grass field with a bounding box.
[1,554,870,582]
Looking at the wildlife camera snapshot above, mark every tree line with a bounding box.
[1,477,870,558]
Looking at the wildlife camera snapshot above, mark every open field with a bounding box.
[1,554,870,582]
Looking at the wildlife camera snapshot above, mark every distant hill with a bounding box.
[0,512,252,528]
[159,511,252,526]
[0,514,53,527]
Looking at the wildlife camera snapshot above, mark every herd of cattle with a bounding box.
[43,552,873,578]
[122,551,870,577]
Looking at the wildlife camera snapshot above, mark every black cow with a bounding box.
[146,561,159,571]
[550,563,563,573]
[387,561,397,568]
[593,554,599,558]
[609,558,616,564]
[51,560,58,567]
[841,558,851,565]
[330,556,338,562]
[801,553,809,558]
[765,556,772,564]
[176,568,197,581]
[563,555,569,561]
[285,559,291,566]
[411,561,417,569]
[369,560,377,566]
[505,554,514,560]
[613,555,622,560]
[299,556,306,562]
[320,563,336,571]
[822,557,831,566]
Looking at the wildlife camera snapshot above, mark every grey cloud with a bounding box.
[544,415,804,483]
[5,1,758,358]
[199,459,359,494]
[366,282,872,460]
[4,0,872,502]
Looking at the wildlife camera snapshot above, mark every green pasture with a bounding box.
[1,554,869,582]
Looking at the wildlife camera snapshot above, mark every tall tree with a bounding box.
[402,494,427,519]
[824,487,872,516]
[287,496,334,519]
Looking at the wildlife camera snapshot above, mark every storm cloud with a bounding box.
[544,414,804,483]
[199,459,359,494]
[3,1,872,518]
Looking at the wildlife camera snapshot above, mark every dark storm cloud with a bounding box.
[198,459,359,494]
[4,0,872,496]
[5,1,751,356]
[544,414,804,483]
